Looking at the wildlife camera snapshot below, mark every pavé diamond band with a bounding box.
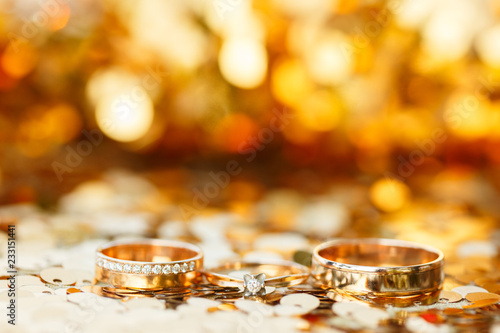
[95,239,203,289]
[203,260,310,296]
[311,238,444,306]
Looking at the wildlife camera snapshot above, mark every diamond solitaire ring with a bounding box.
[203,259,310,296]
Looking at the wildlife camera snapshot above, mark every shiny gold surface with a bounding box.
[95,239,203,289]
[312,238,444,305]
[95,266,201,289]
[318,243,439,267]
[102,243,199,262]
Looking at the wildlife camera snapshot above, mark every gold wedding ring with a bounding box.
[312,238,444,306]
[95,239,203,289]
[203,260,310,296]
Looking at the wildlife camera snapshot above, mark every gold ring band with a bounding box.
[95,239,203,289]
[203,260,310,296]
[311,238,444,305]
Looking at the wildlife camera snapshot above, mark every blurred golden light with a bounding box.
[282,119,318,145]
[48,2,71,31]
[394,0,436,30]
[218,38,268,89]
[388,110,435,148]
[213,113,258,152]
[271,58,313,106]
[95,87,154,142]
[286,21,319,55]
[19,108,51,141]
[45,104,83,144]
[227,180,262,202]
[87,67,160,143]
[271,0,333,17]
[340,78,385,116]
[369,178,411,212]
[1,41,38,79]
[4,0,500,236]
[296,90,342,132]
[11,185,35,203]
[305,31,353,86]
[356,150,391,175]
[16,108,54,158]
[335,0,359,14]
[15,141,50,159]
[490,104,500,139]
[476,25,500,68]
[444,94,494,139]
[421,2,482,62]
[130,0,206,70]
[422,20,470,61]
[216,8,265,41]
[86,67,141,106]
[347,121,391,150]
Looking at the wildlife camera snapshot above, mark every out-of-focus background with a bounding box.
[3,2,500,330]
[1,0,500,231]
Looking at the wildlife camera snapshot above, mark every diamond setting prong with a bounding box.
[243,273,266,296]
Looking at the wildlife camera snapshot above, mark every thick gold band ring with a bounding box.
[311,238,444,305]
[95,239,203,289]
[203,260,310,296]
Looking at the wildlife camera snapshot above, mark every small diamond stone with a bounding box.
[173,264,181,274]
[103,260,110,270]
[115,263,123,272]
[189,262,195,271]
[246,278,262,293]
[123,264,132,273]
[142,265,152,274]
[108,262,116,271]
[132,265,141,274]
[152,265,162,274]
[181,263,188,273]
[243,273,266,296]
[162,265,171,275]
[97,259,103,267]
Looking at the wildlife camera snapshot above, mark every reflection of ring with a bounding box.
[311,238,444,305]
[203,260,310,296]
[95,239,203,289]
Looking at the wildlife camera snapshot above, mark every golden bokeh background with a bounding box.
[1,0,500,221]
